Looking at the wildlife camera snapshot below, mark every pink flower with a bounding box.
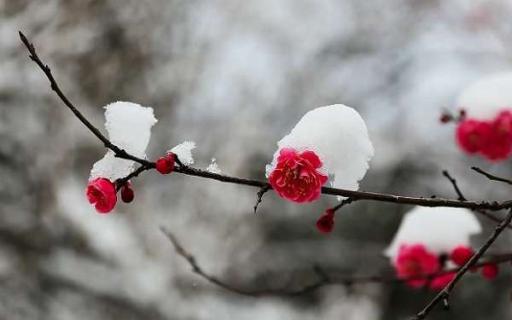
[156,152,176,174]
[450,245,474,267]
[268,148,328,203]
[395,244,440,289]
[481,110,512,160]
[481,263,499,280]
[455,109,512,161]
[456,119,492,154]
[86,178,117,214]
[429,272,456,290]
[316,209,335,234]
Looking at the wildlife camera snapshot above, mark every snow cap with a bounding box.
[457,72,512,120]
[266,104,374,193]
[385,206,482,259]
[90,101,157,181]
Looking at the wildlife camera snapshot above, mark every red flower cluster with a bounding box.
[394,244,497,290]
[86,178,136,214]
[456,110,512,161]
[268,148,328,203]
[395,244,440,289]
[86,152,179,213]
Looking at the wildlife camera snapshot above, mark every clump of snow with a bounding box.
[90,102,157,180]
[457,72,512,120]
[206,158,222,174]
[170,141,196,165]
[266,104,374,192]
[384,206,482,259]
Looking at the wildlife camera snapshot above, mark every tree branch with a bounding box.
[413,209,512,319]
[161,227,512,297]
[19,31,512,215]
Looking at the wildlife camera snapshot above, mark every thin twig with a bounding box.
[472,167,512,186]
[413,209,512,320]
[19,31,512,214]
[331,197,354,212]
[114,164,154,191]
[442,170,466,201]
[253,185,270,213]
[161,228,512,297]
[442,170,512,230]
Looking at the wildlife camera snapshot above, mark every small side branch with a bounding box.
[472,167,512,186]
[331,197,354,212]
[253,185,270,213]
[442,170,512,230]
[114,164,155,190]
[442,170,466,201]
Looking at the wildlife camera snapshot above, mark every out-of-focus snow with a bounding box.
[384,206,482,259]
[457,72,512,120]
[90,102,157,181]
[266,104,374,193]
[170,141,196,165]
[206,158,222,174]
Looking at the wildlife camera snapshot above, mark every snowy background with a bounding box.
[2,0,512,319]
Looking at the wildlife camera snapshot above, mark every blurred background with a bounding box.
[1,0,512,319]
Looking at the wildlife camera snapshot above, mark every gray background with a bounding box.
[1,0,512,319]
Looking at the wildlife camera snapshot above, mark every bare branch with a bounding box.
[442,170,466,201]
[472,167,512,186]
[161,227,512,297]
[413,209,512,319]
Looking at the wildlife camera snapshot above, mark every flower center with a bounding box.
[404,260,422,275]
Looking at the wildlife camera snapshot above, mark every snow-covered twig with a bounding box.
[19,31,512,217]
[18,31,152,169]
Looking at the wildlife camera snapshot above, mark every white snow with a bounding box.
[266,104,374,193]
[457,72,512,120]
[384,206,482,259]
[170,141,196,165]
[206,158,222,174]
[90,101,157,181]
